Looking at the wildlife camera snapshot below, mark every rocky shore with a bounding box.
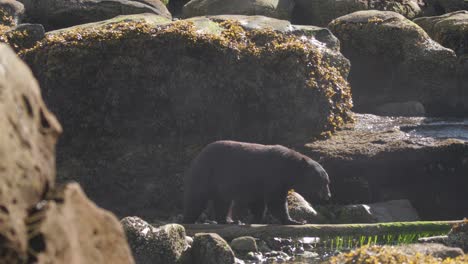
[0,0,466,262]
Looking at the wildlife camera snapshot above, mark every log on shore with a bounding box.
[181,221,462,241]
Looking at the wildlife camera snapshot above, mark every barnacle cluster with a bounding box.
[22,19,352,134]
[327,245,468,264]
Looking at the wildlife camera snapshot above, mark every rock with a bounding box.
[230,236,258,255]
[293,0,422,26]
[287,192,327,224]
[0,0,23,25]
[447,219,468,251]
[30,183,135,263]
[121,216,188,264]
[328,245,467,263]
[2,23,45,51]
[0,43,134,263]
[0,42,61,262]
[329,10,460,116]
[17,0,171,30]
[182,0,295,20]
[368,199,420,222]
[302,114,468,220]
[21,14,352,219]
[375,101,426,117]
[414,11,468,57]
[422,0,467,16]
[393,243,464,259]
[191,233,235,264]
[335,204,376,223]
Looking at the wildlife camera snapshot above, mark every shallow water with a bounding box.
[355,114,468,141]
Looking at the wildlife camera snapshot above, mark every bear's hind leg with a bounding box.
[249,200,265,224]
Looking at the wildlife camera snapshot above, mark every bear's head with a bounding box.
[293,157,331,203]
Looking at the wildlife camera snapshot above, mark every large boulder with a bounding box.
[31,183,135,263]
[182,0,295,20]
[21,14,352,218]
[0,42,61,262]
[0,43,134,263]
[121,216,188,264]
[293,0,422,27]
[301,114,468,220]
[17,0,171,30]
[329,10,461,116]
[414,11,468,57]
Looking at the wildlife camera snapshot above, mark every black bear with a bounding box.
[182,140,331,225]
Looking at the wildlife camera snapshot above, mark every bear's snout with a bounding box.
[320,186,332,200]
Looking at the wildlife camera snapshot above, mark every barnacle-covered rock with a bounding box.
[447,219,468,251]
[17,0,171,30]
[21,14,352,218]
[329,11,460,116]
[293,0,422,26]
[327,245,467,264]
[121,216,188,264]
[182,0,294,20]
[0,0,23,26]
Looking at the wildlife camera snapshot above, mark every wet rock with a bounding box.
[0,42,61,263]
[22,14,352,219]
[447,219,468,251]
[302,114,468,220]
[182,0,294,20]
[293,0,422,26]
[375,101,426,117]
[121,216,188,264]
[414,11,468,57]
[17,0,171,30]
[230,236,258,255]
[329,10,459,116]
[0,0,23,25]
[191,233,235,264]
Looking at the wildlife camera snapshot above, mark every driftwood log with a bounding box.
[181,221,462,241]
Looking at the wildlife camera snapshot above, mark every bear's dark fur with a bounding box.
[182,140,331,225]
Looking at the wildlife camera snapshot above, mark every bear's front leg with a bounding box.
[267,198,304,225]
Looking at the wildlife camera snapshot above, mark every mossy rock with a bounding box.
[328,10,461,116]
[293,0,422,27]
[21,14,352,218]
[414,11,468,57]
